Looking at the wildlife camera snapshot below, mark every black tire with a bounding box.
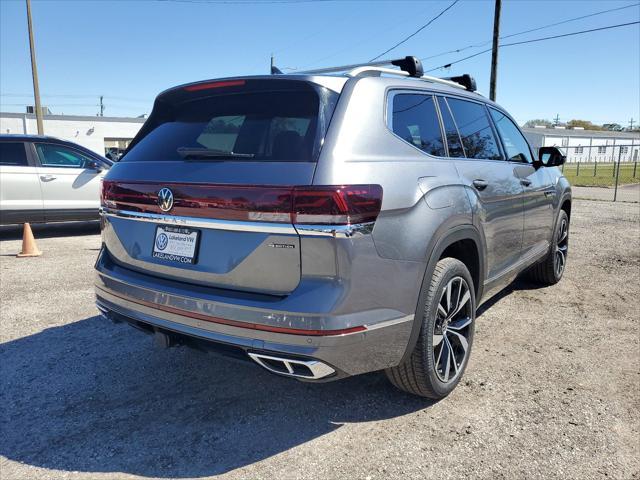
[528,210,569,285]
[386,257,476,399]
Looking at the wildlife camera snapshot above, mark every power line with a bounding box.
[149,0,454,3]
[501,2,640,41]
[369,0,460,62]
[288,2,441,71]
[1,93,152,103]
[424,20,640,73]
[1,103,99,107]
[420,2,640,62]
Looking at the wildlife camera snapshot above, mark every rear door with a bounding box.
[101,79,338,295]
[438,96,524,281]
[32,142,104,220]
[489,108,555,257]
[0,141,44,224]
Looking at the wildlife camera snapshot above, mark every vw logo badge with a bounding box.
[155,233,169,251]
[157,187,174,212]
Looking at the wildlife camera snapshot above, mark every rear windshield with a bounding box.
[123,88,333,163]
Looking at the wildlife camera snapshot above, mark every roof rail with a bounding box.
[280,56,477,92]
[345,67,467,91]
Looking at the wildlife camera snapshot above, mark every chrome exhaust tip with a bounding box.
[248,352,335,380]
[96,302,121,323]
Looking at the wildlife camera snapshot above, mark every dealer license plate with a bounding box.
[152,225,200,264]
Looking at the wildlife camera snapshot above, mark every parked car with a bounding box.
[0,135,112,225]
[95,57,571,398]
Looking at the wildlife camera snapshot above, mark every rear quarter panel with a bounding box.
[310,76,476,317]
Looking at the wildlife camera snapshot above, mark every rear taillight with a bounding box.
[101,182,383,226]
[292,185,383,225]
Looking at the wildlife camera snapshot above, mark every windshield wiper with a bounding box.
[176,147,255,160]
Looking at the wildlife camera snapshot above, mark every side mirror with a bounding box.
[537,146,566,167]
[88,160,104,173]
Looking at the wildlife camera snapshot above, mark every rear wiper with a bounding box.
[176,147,255,160]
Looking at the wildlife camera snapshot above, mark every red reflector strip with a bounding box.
[183,80,246,92]
[106,290,367,336]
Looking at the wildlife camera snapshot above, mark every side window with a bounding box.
[446,98,502,160]
[0,142,29,166]
[390,93,445,157]
[490,108,533,163]
[35,144,92,168]
[437,97,465,157]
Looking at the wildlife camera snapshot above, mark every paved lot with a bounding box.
[1,201,638,480]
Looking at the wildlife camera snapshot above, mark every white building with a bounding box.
[523,126,640,163]
[0,112,145,157]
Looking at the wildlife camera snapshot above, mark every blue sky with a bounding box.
[1,0,639,126]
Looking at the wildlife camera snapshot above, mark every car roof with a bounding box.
[0,134,112,164]
[0,134,87,144]
[160,73,490,104]
[0,134,56,141]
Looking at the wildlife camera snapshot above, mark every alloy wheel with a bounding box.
[432,276,473,383]
[555,217,569,277]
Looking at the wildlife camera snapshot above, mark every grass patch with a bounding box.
[561,162,639,187]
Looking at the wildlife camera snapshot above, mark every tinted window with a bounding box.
[446,98,502,160]
[490,109,532,163]
[0,142,29,166]
[36,144,93,168]
[437,97,465,157]
[391,94,445,156]
[123,91,322,162]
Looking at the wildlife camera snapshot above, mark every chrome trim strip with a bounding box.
[294,222,375,238]
[365,314,414,331]
[484,242,549,286]
[101,207,375,238]
[247,353,335,379]
[101,207,298,235]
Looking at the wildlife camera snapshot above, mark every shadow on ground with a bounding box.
[0,316,432,477]
[477,276,548,317]
[0,221,100,241]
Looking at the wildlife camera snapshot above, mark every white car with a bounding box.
[0,135,112,225]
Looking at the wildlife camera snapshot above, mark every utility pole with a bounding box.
[489,0,501,102]
[26,0,43,135]
[99,95,105,116]
[630,118,635,130]
[553,114,561,126]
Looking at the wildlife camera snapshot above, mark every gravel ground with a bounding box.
[1,201,638,480]
[573,184,640,203]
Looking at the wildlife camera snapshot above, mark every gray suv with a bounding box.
[95,57,571,398]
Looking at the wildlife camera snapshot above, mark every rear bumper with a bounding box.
[95,247,414,379]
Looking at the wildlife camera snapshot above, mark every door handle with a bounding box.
[520,178,532,187]
[544,190,555,197]
[40,174,56,182]
[472,179,489,191]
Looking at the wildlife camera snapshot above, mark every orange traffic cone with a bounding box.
[16,223,42,257]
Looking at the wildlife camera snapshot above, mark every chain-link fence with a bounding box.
[558,144,639,203]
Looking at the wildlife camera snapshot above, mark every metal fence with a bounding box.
[556,144,639,203]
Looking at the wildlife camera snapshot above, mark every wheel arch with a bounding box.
[399,225,485,365]
[560,195,571,219]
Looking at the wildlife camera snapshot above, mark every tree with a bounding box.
[566,119,602,131]
[523,119,553,128]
